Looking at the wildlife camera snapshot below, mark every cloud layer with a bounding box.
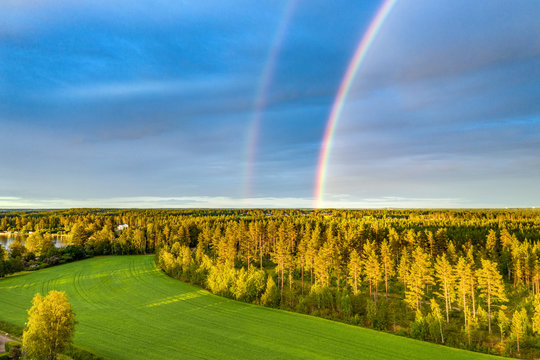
[0,0,539,208]
[324,0,540,208]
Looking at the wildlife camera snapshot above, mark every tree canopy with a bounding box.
[22,290,76,360]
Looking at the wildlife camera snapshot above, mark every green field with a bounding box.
[0,256,498,359]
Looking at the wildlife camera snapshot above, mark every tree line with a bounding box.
[2,208,540,358]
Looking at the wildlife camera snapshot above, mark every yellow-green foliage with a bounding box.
[22,290,76,360]
[25,231,54,257]
[0,256,499,360]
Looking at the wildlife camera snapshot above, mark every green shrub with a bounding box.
[309,285,334,310]
[245,268,266,302]
[0,321,23,337]
[260,276,279,307]
[410,311,429,340]
[63,346,103,360]
[340,293,352,319]
[295,297,308,314]
[7,343,22,360]
[4,341,21,353]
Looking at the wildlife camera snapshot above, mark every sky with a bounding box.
[0,0,539,209]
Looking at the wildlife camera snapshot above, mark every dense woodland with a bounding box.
[2,208,540,358]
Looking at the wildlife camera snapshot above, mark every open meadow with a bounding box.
[0,256,499,359]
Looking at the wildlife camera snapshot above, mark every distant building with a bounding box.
[116,224,129,231]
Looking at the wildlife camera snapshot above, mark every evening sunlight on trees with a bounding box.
[3,208,540,358]
[22,290,76,360]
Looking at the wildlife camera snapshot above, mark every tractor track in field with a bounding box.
[0,256,499,360]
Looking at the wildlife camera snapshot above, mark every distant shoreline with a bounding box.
[0,232,68,237]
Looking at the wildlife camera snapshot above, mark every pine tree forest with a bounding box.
[2,208,540,358]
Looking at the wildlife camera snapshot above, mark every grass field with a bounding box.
[0,256,499,359]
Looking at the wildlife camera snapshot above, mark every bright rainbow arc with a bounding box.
[243,0,299,203]
[313,0,397,209]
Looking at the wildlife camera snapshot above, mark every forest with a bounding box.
[1,208,540,358]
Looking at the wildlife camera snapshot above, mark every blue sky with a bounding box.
[1,0,539,208]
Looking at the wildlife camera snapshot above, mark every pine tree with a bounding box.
[306,225,320,286]
[398,247,410,297]
[500,228,515,282]
[497,307,509,342]
[387,226,400,257]
[429,298,444,343]
[485,229,498,258]
[466,247,477,319]
[219,223,237,267]
[297,227,309,294]
[425,231,435,258]
[511,308,529,354]
[347,249,361,295]
[241,221,258,270]
[405,229,417,248]
[314,243,333,287]
[362,240,382,303]
[133,228,146,254]
[434,254,455,323]
[532,295,540,336]
[447,241,458,264]
[271,224,293,300]
[380,239,395,299]
[455,256,472,327]
[435,229,449,254]
[405,247,433,311]
[477,259,508,334]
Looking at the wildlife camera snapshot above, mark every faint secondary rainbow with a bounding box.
[314,0,397,209]
[243,0,299,203]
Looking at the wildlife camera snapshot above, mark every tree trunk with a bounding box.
[462,286,467,327]
[259,235,263,271]
[289,271,292,290]
[487,283,492,333]
[354,269,358,295]
[444,278,450,323]
[281,267,284,301]
[301,263,304,295]
[471,282,476,318]
[467,321,471,346]
[385,268,389,300]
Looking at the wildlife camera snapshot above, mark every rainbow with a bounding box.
[244,0,299,202]
[313,0,397,209]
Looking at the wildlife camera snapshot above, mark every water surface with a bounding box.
[0,234,68,250]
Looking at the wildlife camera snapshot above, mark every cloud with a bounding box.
[321,0,540,207]
[1,0,539,208]
[54,80,202,100]
[353,0,540,91]
[0,195,470,209]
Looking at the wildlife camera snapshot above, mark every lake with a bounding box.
[0,234,68,251]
